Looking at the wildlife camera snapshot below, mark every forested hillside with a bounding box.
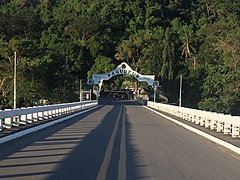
[0,0,240,114]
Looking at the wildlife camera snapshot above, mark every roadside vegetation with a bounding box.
[0,0,239,114]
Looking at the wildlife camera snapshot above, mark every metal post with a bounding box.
[153,81,159,103]
[79,79,82,102]
[179,75,182,107]
[14,52,17,109]
[154,85,156,103]
[98,79,103,99]
[90,89,92,101]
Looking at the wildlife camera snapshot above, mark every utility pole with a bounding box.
[79,79,82,102]
[179,75,182,107]
[13,52,17,109]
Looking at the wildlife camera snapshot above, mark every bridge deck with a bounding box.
[0,100,240,180]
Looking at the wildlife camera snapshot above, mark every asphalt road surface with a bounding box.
[1,100,240,180]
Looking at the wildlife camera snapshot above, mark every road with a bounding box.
[0,100,240,180]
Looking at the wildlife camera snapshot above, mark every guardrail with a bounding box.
[0,100,98,132]
[147,101,240,138]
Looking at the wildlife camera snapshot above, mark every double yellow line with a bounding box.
[97,105,126,180]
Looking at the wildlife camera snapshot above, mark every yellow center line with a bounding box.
[118,106,126,180]
[96,105,123,180]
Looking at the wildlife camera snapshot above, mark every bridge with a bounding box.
[1,99,240,180]
[1,63,240,179]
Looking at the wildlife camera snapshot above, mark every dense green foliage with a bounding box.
[0,0,240,114]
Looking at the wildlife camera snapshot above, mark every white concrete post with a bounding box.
[63,107,67,114]
[205,113,211,128]
[199,112,205,126]
[210,113,217,130]
[223,122,231,134]
[231,117,240,137]
[55,109,59,116]
[52,109,56,117]
[38,111,44,120]
[48,109,52,118]
[12,115,20,126]
[195,115,200,125]
[33,112,38,122]
[59,108,62,115]
[223,115,232,135]
[20,108,27,125]
[232,126,240,137]
[216,121,224,132]
[4,117,12,129]
[44,109,49,119]
[4,109,12,129]
[0,118,3,131]
[27,113,33,124]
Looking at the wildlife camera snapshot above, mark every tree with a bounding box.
[0,0,239,112]
[198,64,239,114]
[161,28,174,80]
[216,28,240,70]
[88,56,115,78]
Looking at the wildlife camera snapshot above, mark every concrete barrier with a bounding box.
[0,100,98,132]
[147,101,240,138]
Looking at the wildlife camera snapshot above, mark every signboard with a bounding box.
[92,62,155,86]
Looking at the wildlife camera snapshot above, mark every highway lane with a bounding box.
[0,100,240,180]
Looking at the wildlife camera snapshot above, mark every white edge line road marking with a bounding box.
[0,105,103,145]
[144,106,240,155]
[97,105,123,180]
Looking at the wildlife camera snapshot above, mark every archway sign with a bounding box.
[92,62,155,86]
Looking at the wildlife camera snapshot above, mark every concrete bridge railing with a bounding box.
[147,101,240,138]
[0,100,98,132]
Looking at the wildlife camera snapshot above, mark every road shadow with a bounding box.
[46,100,151,180]
[0,107,103,160]
[46,102,124,180]
[0,100,150,179]
[125,105,152,180]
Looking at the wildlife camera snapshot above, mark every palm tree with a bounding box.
[179,32,196,68]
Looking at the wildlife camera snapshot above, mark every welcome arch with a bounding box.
[92,62,155,86]
[90,62,156,99]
